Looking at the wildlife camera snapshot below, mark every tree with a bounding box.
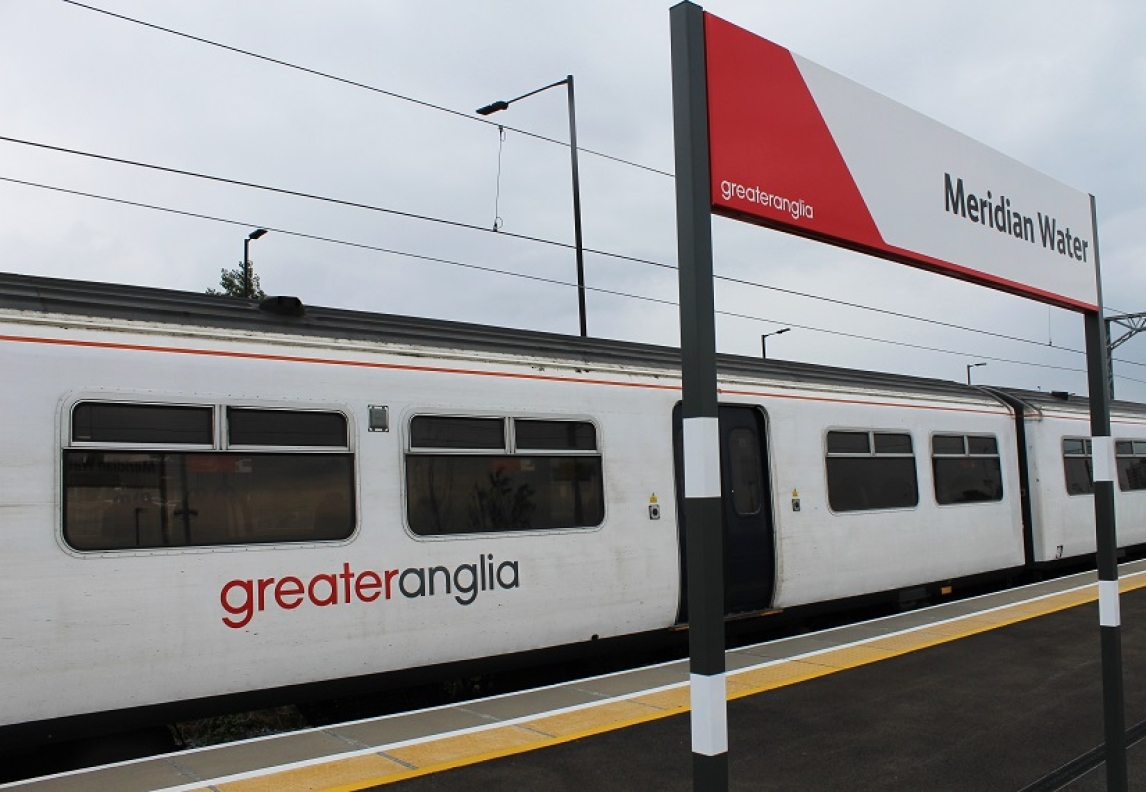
[207,262,266,300]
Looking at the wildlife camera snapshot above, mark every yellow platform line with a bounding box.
[186,572,1146,792]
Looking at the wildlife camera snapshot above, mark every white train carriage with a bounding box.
[992,388,1146,562]
[1,277,684,742]
[690,372,1025,613]
[0,272,1129,747]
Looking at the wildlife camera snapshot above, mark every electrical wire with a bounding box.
[4,133,1142,371]
[60,0,674,179]
[0,172,1118,380]
[0,133,655,270]
[52,2,1145,364]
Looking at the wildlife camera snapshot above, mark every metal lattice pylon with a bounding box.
[1105,312,1146,398]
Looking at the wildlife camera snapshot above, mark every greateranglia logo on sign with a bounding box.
[719,179,814,222]
[943,173,1090,263]
[219,555,521,629]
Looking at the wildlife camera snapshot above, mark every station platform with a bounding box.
[7,561,1146,792]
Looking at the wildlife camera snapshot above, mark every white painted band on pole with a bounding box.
[1092,436,1116,483]
[1099,580,1121,627]
[684,417,722,499]
[690,672,728,756]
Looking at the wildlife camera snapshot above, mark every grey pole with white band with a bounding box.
[1084,193,1127,791]
[670,3,729,789]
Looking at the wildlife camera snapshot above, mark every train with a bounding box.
[1,270,1143,749]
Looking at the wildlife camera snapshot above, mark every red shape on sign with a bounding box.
[705,13,884,251]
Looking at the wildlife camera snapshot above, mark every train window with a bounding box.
[931,434,1003,505]
[1115,440,1146,492]
[72,402,212,446]
[825,430,918,512]
[826,431,870,454]
[63,402,355,551]
[1062,438,1094,496]
[515,420,596,451]
[410,416,505,450]
[729,427,762,515]
[406,415,604,536]
[967,436,998,455]
[932,435,965,455]
[228,408,347,447]
[873,433,913,454]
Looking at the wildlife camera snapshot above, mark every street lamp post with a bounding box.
[966,362,987,385]
[243,228,268,299]
[477,76,587,338]
[761,327,790,359]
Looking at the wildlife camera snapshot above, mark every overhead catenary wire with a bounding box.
[48,2,1143,376]
[0,133,1115,365]
[60,0,1139,341]
[0,172,1125,382]
[0,133,659,270]
[60,0,674,179]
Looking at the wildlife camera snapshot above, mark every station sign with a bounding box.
[704,13,1099,312]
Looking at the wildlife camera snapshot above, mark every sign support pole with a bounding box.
[670,3,728,790]
[1083,194,1127,792]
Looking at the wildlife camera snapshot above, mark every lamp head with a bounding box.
[248,228,268,240]
[476,100,509,116]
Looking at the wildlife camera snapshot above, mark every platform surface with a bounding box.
[6,561,1146,792]
[376,571,1146,791]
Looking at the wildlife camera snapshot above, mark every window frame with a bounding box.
[930,432,1004,506]
[69,401,216,451]
[1115,438,1146,493]
[225,406,351,451]
[61,398,357,554]
[403,412,605,539]
[1062,436,1094,496]
[823,428,919,514]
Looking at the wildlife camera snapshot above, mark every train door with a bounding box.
[673,404,776,622]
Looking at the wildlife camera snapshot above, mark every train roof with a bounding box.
[988,386,1146,420]
[0,270,1002,405]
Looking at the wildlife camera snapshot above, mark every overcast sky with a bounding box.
[2,1,1144,399]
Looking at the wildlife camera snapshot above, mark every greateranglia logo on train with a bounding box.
[219,555,520,629]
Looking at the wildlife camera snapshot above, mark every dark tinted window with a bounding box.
[826,432,869,454]
[407,415,603,535]
[967,436,998,455]
[1117,457,1146,492]
[728,427,762,515]
[1063,438,1094,496]
[932,434,1003,505]
[826,430,918,512]
[515,420,596,450]
[410,416,504,449]
[1063,438,1090,456]
[65,401,355,551]
[932,435,965,455]
[874,433,913,454]
[72,402,212,445]
[1115,438,1146,492]
[407,455,603,535]
[64,451,354,550]
[826,458,919,511]
[228,408,347,447]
